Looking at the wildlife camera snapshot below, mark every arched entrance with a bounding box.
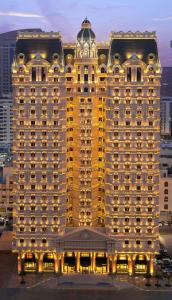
[63,252,76,273]
[80,253,91,273]
[23,253,37,272]
[135,254,147,274]
[95,253,107,273]
[116,254,129,274]
[42,253,55,272]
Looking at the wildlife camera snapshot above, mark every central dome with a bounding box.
[77,18,96,43]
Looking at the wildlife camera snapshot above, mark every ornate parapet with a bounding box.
[110,31,157,40]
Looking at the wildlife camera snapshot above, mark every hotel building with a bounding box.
[12,19,161,275]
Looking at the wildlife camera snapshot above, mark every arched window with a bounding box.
[66,66,72,73]
[54,67,59,74]
[84,87,88,93]
[101,67,106,73]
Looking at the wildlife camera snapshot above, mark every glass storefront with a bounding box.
[24,253,36,272]
[95,253,107,273]
[116,255,128,274]
[135,255,147,274]
[63,252,76,273]
[80,253,91,273]
[43,253,55,272]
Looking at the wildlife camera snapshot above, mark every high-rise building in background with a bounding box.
[0,29,42,98]
[0,29,42,150]
[0,98,13,151]
[12,19,161,276]
[160,67,172,139]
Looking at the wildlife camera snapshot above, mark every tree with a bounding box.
[19,270,26,285]
[165,273,171,287]
[155,273,162,287]
[144,273,152,287]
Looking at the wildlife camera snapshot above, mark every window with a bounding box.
[164,204,168,210]
[127,67,131,82]
[41,67,46,81]
[32,67,36,81]
[84,87,88,93]
[137,67,142,82]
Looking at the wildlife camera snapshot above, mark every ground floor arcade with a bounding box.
[18,252,154,276]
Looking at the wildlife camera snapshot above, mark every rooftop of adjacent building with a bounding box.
[161,67,172,97]
[0,28,42,41]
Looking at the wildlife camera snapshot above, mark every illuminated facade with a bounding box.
[12,19,161,275]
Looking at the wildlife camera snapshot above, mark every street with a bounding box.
[1,287,172,300]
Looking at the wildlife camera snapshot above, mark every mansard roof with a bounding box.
[15,33,63,63]
[109,32,158,64]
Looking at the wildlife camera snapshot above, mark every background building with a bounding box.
[160,67,172,139]
[12,20,160,276]
[159,176,172,223]
[0,98,13,151]
[0,29,42,151]
[0,29,42,98]
[0,163,13,219]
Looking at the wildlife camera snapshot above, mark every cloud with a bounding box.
[0,11,43,18]
[153,16,172,21]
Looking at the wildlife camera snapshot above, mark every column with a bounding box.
[149,255,154,276]
[107,256,110,274]
[61,253,64,273]
[128,255,133,276]
[112,254,117,274]
[54,253,59,273]
[76,252,80,272]
[17,254,22,274]
[113,254,117,273]
[91,252,96,273]
[38,253,43,273]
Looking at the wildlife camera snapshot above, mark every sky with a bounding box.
[0,0,172,66]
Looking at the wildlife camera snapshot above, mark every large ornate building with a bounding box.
[12,19,161,275]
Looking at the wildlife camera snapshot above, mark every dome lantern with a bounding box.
[76,18,96,59]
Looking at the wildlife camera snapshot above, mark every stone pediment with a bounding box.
[54,227,115,253]
[57,227,112,242]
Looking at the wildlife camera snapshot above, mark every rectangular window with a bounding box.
[137,67,142,82]
[41,67,46,81]
[32,67,36,81]
[127,67,131,82]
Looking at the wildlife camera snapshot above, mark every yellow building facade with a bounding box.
[12,19,160,275]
